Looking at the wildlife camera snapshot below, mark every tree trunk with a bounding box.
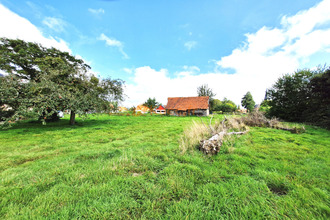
[199,131,248,155]
[70,111,75,125]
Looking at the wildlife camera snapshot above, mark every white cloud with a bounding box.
[184,41,197,51]
[124,66,251,107]
[176,65,200,77]
[124,0,330,107]
[123,68,134,74]
[99,33,129,59]
[0,4,71,52]
[88,8,105,15]
[42,17,66,32]
[281,0,330,39]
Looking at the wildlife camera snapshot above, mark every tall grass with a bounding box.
[179,120,210,153]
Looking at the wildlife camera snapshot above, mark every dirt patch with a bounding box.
[267,183,288,196]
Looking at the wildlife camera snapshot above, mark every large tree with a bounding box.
[266,67,329,128]
[241,92,255,113]
[0,38,124,127]
[266,70,314,121]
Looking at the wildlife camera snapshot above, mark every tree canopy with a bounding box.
[197,84,215,99]
[266,67,330,128]
[197,84,216,110]
[241,92,255,112]
[0,38,125,127]
[143,97,159,113]
[212,98,237,113]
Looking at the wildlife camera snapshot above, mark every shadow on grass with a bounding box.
[1,114,195,134]
[1,116,121,133]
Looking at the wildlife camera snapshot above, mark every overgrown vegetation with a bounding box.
[1,115,328,219]
[266,66,330,129]
[180,112,305,154]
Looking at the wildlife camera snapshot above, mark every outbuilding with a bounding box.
[155,105,166,114]
[165,96,209,116]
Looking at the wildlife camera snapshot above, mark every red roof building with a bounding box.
[155,105,166,114]
[165,96,209,116]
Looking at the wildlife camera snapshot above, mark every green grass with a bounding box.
[0,114,329,219]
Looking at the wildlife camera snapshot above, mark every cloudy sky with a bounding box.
[1,0,330,107]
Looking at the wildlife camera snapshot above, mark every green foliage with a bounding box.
[197,84,216,109]
[303,69,330,128]
[259,100,271,114]
[197,84,216,99]
[0,115,329,219]
[143,97,159,112]
[267,67,330,128]
[241,92,255,112]
[0,38,125,127]
[212,98,237,113]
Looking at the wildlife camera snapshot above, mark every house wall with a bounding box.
[166,109,208,116]
[155,110,166,114]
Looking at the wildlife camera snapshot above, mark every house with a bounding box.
[118,106,128,112]
[155,105,166,114]
[165,96,209,116]
[136,105,150,114]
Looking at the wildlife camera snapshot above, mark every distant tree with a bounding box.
[197,84,215,99]
[197,84,216,110]
[213,98,237,113]
[143,97,159,114]
[211,99,222,111]
[0,38,125,127]
[241,92,255,112]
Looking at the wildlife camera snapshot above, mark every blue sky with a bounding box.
[1,0,330,106]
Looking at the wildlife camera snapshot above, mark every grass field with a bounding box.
[0,114,329,219]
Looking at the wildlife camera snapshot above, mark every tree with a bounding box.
[305,69,330,128]
[0,38,125,127]
[266,70,314,121]
[197,84,216,110]
[241,92,255,112]
[211,99,222,111]
[266,67,329,128]
[143,97,159,114]
[197,84,215,99]
[213,98,237,113]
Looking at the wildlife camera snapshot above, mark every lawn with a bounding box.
[0,114,329,219]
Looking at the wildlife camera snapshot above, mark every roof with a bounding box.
[136,105,150,112]
[165,96,209,111]
[156,105,165,110]
[118,106,128,112]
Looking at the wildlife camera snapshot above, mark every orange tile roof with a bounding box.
[118,106,128,112]
[136,105,150,112]
[165,96,209,111]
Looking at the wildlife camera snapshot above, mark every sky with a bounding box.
[1,0,330,107]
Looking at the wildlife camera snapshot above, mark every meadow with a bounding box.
[0,114,329,219]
